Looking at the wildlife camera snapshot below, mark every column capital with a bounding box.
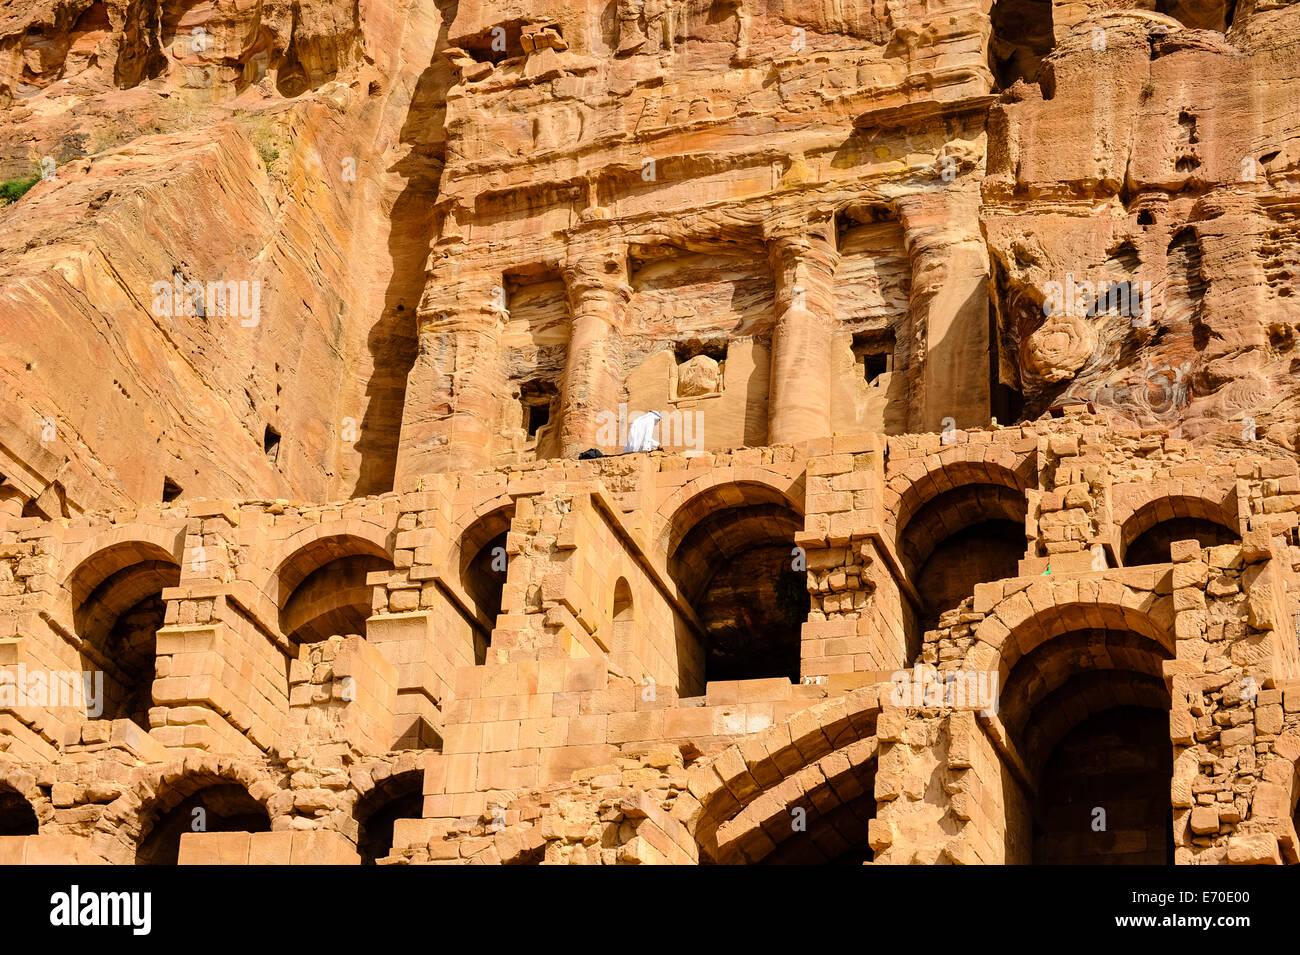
[765,226,839,278]
[563,248,632,315]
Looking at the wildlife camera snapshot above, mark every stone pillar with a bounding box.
[0,481,25,518]
[396,253,506,477]
[560,249,629,458]
[896,193,990,434]
[766,227,839,446]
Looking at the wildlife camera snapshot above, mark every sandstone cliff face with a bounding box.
[0,0,1294,511]
[984,5,1300,455]
[1,0,451,512]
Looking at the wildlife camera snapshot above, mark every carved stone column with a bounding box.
[396,255,506,477]
[560,249,630,458]
[895,192,990,434]
[766,227,839,446]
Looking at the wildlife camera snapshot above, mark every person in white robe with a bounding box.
[623,411,662,453]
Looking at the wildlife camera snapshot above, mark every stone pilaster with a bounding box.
[396,252,507,477]
[766,226,839,446]
[895,192,991,434]
[559,249,629,458]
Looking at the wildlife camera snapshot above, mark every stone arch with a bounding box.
[658,476,808,683]
[653,469,805,561]
[60,522,187,596]
[684,687,880,863]
[456,500,517,631]
[271,523,395,644]
[1116,488,1241,566]
[99,761,278,866]
[885,444,1034,544]
[611,577,634,654]
[886,446,1034,633]
[67,538,183,727]
[0,763,48,836]
[353,769,425,865]
[969,582,1175,865]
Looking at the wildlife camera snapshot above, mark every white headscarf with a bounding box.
[623,411,662,453]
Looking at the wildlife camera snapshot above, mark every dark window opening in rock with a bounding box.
[162,477,182,503]
[518,379,557,442]
[264,425,281,463]
[136,783,270,866]
[1137,210,1156,226]
[853,330,895,387]
[525,398,550,439]
[989,0,1055,91]
[1175,156,1201,173]
[1033,707,1172,864]
[0,786,39,836]
[74,551,180,730]
[668,487,807,687]
[1125,517,1238,566]
[863,351,889,384]
[356,774,424,866]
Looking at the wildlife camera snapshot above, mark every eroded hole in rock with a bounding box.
[264,425,281,463]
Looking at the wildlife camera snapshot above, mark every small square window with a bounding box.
[526,401,550,438]
[863,351,890,384]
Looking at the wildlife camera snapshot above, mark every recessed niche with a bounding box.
[852,330,895,387]
[519,380,558,442]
